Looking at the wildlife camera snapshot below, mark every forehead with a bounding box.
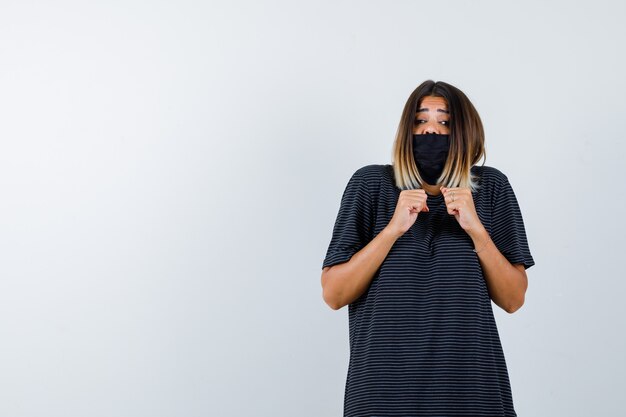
[417,96,448,112]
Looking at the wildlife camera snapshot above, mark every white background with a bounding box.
[1,1,624,416]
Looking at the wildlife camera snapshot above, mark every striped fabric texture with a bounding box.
[322,164,535,417]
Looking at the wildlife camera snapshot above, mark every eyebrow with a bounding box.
[417,107,449,114]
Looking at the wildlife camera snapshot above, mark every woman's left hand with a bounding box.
[440,186,483,234]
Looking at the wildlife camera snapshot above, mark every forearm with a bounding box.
[322,226,400,310]
[467,226,528,313]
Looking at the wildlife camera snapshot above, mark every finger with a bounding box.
[442,189,469,205]
[446,206,460,216]
[411,202,429,212]
[409,206,429,214]
[443,194,466,205]
[410,197,428,210]
[402,189,427,195]
[441,186,468,194]
[401,196,429,208]
[444,200,462,214]
[405,198,429,212]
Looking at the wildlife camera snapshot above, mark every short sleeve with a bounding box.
[490,174,535,270]
[322,169,375,270]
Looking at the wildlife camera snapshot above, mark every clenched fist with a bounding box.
[386,189,430,238]
[440,186,483,234]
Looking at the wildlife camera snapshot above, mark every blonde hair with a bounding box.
[392,80,486,191]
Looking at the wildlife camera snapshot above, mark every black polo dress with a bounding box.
[322,164,535,417]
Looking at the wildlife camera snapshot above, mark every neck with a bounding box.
[422,182,441,196]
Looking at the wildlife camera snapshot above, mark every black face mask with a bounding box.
[412,133,450,185]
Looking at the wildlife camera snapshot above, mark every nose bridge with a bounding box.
[424,120,439,133]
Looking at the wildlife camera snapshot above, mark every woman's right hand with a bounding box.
[386,189,429,238]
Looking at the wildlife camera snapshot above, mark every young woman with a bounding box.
[321,80,535,417]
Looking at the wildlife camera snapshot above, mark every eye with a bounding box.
[415,119,427,124]
[440,120,449,126]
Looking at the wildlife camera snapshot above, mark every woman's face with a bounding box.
[412,96,450,135]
